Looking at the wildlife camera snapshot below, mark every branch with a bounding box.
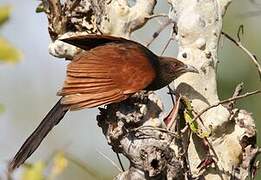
[97,150,123,172]
[222,29,261,80]
[146,20,173,47]
[193,90,261,123]
[226,82,244,110]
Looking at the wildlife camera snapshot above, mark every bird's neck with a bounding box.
[146,58,175,91]
[138,46,176,91]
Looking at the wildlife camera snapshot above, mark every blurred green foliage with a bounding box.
[22,161,45,180]
[0,37,22,62]
[0,4,21,115]
[0,4,22,63]
[0,5,11,26]
[18,151,108,180]
[0,104,4,114]
[21,152,68,180]
[35,2,44,13]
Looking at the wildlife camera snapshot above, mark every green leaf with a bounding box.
[0,5,11,27]
[35,2,45,13]
[181,97,211,138]
[0,37,22,63]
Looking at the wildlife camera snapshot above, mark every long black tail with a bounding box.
[8,98,69,172]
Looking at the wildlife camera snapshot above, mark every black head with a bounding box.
[146,56,198,91]
[159,57,198,80]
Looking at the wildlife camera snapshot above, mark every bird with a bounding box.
[8,34,198,171]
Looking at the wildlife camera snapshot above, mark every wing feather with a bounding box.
[59,42,156,110]
[65,77,113,84]
[62,89,121,103]
[69,93,126,110]
[59,85,117,95]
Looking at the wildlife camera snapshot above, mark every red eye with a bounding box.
[171,63,177,69]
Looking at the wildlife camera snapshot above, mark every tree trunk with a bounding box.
[41,0,259,179]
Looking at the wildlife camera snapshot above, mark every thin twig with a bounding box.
[191,110,219,161]
[232,82,244,98]
[226,82,244,110]
[167,96,181,131]
[159,27,176,106]
[236,25,244,42]
[192,90,261,122]
[167,85,175,105]
[160,22,176,56]
[146,20,172,47]
[65,152,101,178]
[222,31,261,80]
[97,150,123,172]
[162,38,175,56]
[145,13,169,20]
[116,153,125,172]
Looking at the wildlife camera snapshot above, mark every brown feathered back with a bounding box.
[58,42,156,110]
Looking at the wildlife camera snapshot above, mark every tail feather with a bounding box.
[8,98,69,172]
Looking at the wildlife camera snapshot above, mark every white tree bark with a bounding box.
[169,0,258,179]
[42,0,259,179]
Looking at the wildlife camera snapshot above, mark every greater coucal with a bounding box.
[9,35,198,171]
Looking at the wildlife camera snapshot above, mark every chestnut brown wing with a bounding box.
[58,42,156,110]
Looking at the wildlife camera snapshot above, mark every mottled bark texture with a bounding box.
[40,0,260,179]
